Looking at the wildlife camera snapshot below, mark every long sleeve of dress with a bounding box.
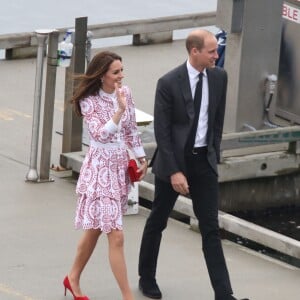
[80,97,118,143]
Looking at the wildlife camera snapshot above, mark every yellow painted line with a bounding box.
[8,109,31,118]
[0,283,35,299]
[0,103,64,120]
[0,103,63,120]
[0,111,13,121]
[0,108,32,121]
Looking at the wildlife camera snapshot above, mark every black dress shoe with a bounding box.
[216,295,249,300]
[139,278,162,299]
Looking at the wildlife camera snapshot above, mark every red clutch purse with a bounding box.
[128,159,141,183]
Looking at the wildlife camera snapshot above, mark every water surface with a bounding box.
[0,0,217,34]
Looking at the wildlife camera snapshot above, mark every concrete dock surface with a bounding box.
[0,40,300,300]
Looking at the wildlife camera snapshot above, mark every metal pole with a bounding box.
[26,29,53,182]
[61,17,87,155]
[39,30,59,182]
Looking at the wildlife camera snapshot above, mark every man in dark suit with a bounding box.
[138,29,248,300]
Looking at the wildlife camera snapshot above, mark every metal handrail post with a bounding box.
[39,30,59,182]
[26,29,53,182]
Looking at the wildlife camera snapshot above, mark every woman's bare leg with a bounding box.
[107,229,134,300]
[68,229,102,296]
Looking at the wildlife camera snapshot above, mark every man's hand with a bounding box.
[170,172,189,195]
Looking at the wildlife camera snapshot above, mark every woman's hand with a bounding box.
[112,83,127,125]
[138,158,148,181]
[115,82,126,112]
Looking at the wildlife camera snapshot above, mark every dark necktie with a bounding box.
[186,72,203,152]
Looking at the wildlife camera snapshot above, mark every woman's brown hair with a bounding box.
[71,51,122,116]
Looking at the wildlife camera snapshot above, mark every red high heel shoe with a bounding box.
[63,276,90,300]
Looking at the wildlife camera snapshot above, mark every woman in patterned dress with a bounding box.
[63,51,147,300]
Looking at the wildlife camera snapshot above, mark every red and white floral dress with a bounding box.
[74,86,145,233]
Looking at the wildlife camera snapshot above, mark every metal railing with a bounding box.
[0,11,216,51]
[221,126,300,153]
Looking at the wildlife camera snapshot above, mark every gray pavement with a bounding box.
[0,41,300,300]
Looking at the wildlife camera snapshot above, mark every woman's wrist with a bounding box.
[116,108,125,115]
[138,157,147,164]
